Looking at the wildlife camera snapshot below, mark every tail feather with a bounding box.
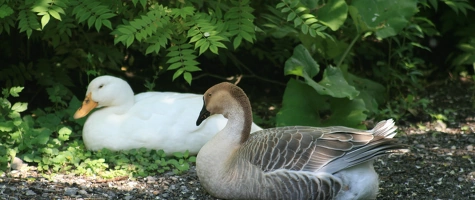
[371,119,397,138]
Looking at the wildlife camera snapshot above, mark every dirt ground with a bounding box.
[1,79,475,199]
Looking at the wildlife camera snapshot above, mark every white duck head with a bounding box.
[74,75,135,119]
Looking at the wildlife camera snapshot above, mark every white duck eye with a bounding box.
[98,84,104,89]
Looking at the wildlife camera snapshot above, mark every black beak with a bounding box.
[196,98,210,126]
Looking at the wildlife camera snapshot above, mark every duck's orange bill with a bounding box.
[74,92,98,119]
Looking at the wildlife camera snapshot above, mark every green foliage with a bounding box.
[277,45,373,128]
[112,5,170,48]
[70,0,115,32]
[440,0,475,15]
[0,87,26,173]
[166,39,201,85]
[276,0,332,38]
[0,85,196,177]
[225,0,256,49]
[1,0,475,178]
[3,0,261,86]
[349,0,418,39]
[271,0,419,127]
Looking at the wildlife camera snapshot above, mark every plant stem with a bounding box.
[336,33,361,68]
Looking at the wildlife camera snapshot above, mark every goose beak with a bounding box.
[196,98,210,126]
[74,92,98,119]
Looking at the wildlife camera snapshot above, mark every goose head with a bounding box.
[74,75,134,119]
[196,82,253,143]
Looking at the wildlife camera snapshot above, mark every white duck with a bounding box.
[195,82,407,200]
[73,75,262,155]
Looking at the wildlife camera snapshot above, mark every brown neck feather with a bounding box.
[228,85,253,144]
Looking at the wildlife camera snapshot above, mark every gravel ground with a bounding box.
[1,80,475,200]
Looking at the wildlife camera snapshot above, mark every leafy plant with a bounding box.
[273,0,419,127]
[0,85,196,178]
[0,87,27,173]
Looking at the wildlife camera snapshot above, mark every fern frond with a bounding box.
[276,0,330,38]
[187,13,228,55]
[18,10,41,38]
[112,5,170,48]
[166,39,201,85]
[225,0,256,49]
[42,17,76,48]
[70,0,116,32]
[145,24,173,55]
[170,6,195,19]
[442,0,475,15]
[0,4,15,35]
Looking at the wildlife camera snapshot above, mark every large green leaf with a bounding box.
[345,72,386,113]
[322,96,367,128]
[284,45,359,99]
[284,45,319,78]
[276,79,324,127]
[317,0,348,31]
[349,0,418,38]
[276,78,367,128]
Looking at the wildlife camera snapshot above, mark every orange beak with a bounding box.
[74,92,98,119]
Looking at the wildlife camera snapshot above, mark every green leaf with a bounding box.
[317,0,348,31]
[95,18,102,32]
[276,78,367,128]
[11,102,27,112]
[0,121,14,132]
[10,87,24,97]
[233,35,242,49]
[168,62,183,70]
[87,15,96,28]
[287,12,296,21]
[198,40,210,55]
[349,0,418,39]
[0,4,14,18]
[183,65,201,72]
[41,14,50,29]
[172,68,185,80]
[126,35,134,47]
[284,45,319,78]
[49,10,61,21]
[284,45,359,99]
[34,128,51,145]
[183,72,192,85]
[58,127,72,141]
[31,6,48,13]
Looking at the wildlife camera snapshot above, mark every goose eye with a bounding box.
[208,93,212,97]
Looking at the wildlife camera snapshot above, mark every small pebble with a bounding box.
[64,187,78,196]
[467,145,473,151]
[146,176,157,183]
[451,145,456,150]
[416,144,425,149]
[124,195,134,200]
[78,189,88,195]
[10,157,26,170]
[25,190,36,196]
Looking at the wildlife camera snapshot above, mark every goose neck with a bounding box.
[224,95,252,144]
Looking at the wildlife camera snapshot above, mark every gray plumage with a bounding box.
[195,82,407,200]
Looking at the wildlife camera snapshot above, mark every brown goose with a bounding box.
[195,82,407,200]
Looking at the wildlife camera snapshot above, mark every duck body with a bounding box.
[74,76,262,155]
[195,82,407,200]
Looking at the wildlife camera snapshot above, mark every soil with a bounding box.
[1,79,475,200]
